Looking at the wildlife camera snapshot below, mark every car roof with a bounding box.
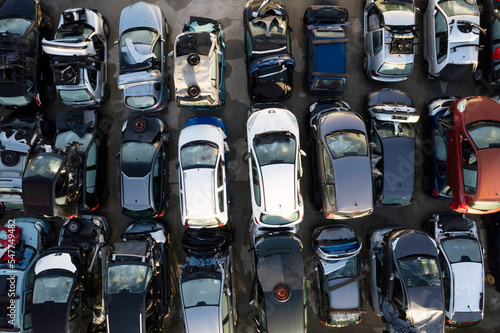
[332,156,373,212]
[314,36,346,75]
[260,164,296,213]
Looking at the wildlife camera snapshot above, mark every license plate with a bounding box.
[393,115,408,120]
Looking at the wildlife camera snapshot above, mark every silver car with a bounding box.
[363,0,417,81]
[117,2,169,112]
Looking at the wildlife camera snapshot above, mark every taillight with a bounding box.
[455,204,468,213]
[254,217,259,225]
[432,188,439,197]
[68,214,75,219]
[370,70,379,77]
[154,211,164,218]
[493,47,500,60]
[326,212,335,219]
[36,94,41,106]
[89,204,99,212]
[218,223,224,227]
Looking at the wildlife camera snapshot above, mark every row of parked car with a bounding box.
[0,212,490,332]
[6,0,500,113]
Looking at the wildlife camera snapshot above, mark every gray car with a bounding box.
[0,217,54,333]
[117,2,169,112]
[309,99,373,219]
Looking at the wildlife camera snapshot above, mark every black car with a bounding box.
[22,142,83,219]
[119,115,168,218]
[366,88,419,206]
[0,110,54,210]
[179,228,237,332]
[106,220,171,333]
[31,215,109,333]
[250,232,306,333]
[369,227,445,333]
[54,110,104,212]
[475,0,500,88]
[0,0,54,109]
[243,0,295,101]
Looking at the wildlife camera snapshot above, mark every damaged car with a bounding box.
[42,8,109,107]
[173,16,225,110]
[117,2,169,112]
[244,0,295,101]
[366,88,419,206]
[106,219,171,332]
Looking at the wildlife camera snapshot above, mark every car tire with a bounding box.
[43,229,57,247]
[473,68,483,81]
[42,13,55,33]
[45,83,56,102]
[487,272,496,286]
[103,19,110,38]
[422,60,429,74]
[363,54,368,72]
[102,84,110,104]
[422,175,431,193]
[67,220,81,234]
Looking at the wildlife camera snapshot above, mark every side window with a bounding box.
[368,9,382,31]
[251,154,261,206]
[461,134,477,194]
[322,147,334,180]
[88,69,98,90]
[23,292,33,330]
[153,153,162,205]
[222,291,230,333]
[211,54,218,88]
[245,32,253,58]
[439,252,451,311]
[393,271,405,309]
[86,143,97,194]
[372,30,383,55]
[217,160,225,212]
[435,11,448,64]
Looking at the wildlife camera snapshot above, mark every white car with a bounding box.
[363,0,417,81]
[423,0,483,81]
[178,116,230,228]
[42,8,109,107]
[246,105,304,233]
[429,213,485,326]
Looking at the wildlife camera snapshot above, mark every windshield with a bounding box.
[107,264,150,294]
[378,62,412,76]
[376,122,415,138]
[33,275,74,303]
[467,122,500,149]
[375,0,414,12]
[325,131,367,158]
[313,78,345,92]
[55,24,94,39]
[398,256,441,288]
[126,95,156,109]
[441,237,482,264]
[122,142,156,177]
[254,132,296,166]
[438,0,478,17]
[181,142,219,169]
[468,201,500,211]
[59,89,92,102]
[121,29,157,47]
[0,95,29,107]
[261,210,300,225]
[25,155,64,178]
[0,18,31,36]
[326,256,358,280]
[181,278,221,308]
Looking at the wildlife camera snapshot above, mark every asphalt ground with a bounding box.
[1,0,500,332]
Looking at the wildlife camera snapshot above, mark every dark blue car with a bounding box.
[244,0,295,101]
[303,6,349,94]
[423,97,458,198]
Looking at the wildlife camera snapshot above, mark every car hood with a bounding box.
[332,157,372,212]
[184,306,220,333]
[119,1,163,35]
[184,168,215,217]
[451,262,483,312]
[0,0,35,21]
[407,286,445,332]
[31,303,69,333]
[107,293,143,333]
[261,164,295,213]
[122,174,151,210]
[383,11,414,26]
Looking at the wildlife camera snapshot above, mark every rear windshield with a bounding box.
[122,142,156,177]
[441,237,482,264]
[181,278,221,308]
[438,0,478,17]
[25,155,64,178]
[325,131,367,158]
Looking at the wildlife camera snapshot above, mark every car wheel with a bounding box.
[102,84,110,104]
[41,119,56,139]
[42,13,55,33]
[43,229,57,247]
[67,220,81,234]
[487,272,496,286]
[45,83,56,102]
[422,60,429,74]
[422,175,431,193]
[103,19,110,38]
[1,150,18,166]
[362,54,368,72]
[473,68,483,81]
[477,0,485,14]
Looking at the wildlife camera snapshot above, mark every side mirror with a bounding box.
[113,40,118,45]
[300,149,307,157]
[389,272,394,281]
[252,316,262,333]
[244,153,251,161]
[168,50,174,57]
[369,142,377,149]
[175,162,179,170]
[115,152,120,159]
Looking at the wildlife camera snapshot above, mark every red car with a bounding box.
[447,96,500,214]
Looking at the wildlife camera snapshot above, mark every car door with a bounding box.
[320,145,337,213]
[216,158,227,215]
[366,5,383,68]
[250,152,263,210]
[430,8,448,74]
